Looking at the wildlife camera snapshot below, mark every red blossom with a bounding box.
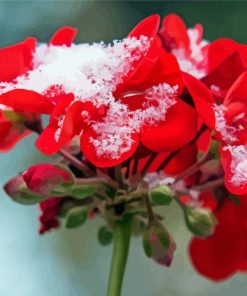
[39,198,62,234]
[189,196,247,281]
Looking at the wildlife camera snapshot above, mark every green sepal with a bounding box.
[70,184,97,199]
[65,207,87,228]
[98,226,113,246]
[184,207,217,237]
[150,185,173,206]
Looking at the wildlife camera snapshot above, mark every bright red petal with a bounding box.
[189,199,247,281]
[221,146,247,195]
[141,99,197,152]
[224,71,247,105]
[160,13,190,55]
[0,37,36,82]
[50,27,77,46]
[35,126,61,155]
[80,129,139,168]
[0,90,54,114]
[183,72,215,129]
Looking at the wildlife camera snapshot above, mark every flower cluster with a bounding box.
[2,13,247,286]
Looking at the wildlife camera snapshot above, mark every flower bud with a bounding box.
[184,206,217,237]
[149,185,173,205]
[143,221,176,267]
[4,175,44,205]
[22,164,74,196]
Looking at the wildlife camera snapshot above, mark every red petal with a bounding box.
[0,90,54,114]
[203,52,246,103]
[164,143,197,175]
[0,120,30,151]
[160,13,190,55]
[0,37,36,82]
[128,14,160,39]
[224,71,247,105]
[80,129,139,168]
[50,27,77,46]
[189,199,247,281]
[207,38,240,73]
[36,126,61,155]
[141,99,197,152]
[183,72,215,129]
[220,146,247,195]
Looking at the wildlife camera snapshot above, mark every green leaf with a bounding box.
[65,207,87,228]
[150,185,173,206]
[71,184,97,199]
[98,226,113,246]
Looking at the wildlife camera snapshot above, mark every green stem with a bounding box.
[107,219,132,296]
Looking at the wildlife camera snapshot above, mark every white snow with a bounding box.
[224,145,247,187]
[212,104,238,143]
[171,27,208,79]
[0,36,179,160]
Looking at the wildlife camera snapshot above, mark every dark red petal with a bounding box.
[0,120,30,151]
[0,89,54,114]
[0,37,36,82]
[35,126,61,155]
[80,129,139,168]
[183,72,215,129]
[160,13,190,55]
[189,199,246,281]
[50,27,77,46]
[164,143,197,175]
[141,99,197,152]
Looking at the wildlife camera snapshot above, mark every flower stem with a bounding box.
[107,219,132,296]
[58,149,94,176]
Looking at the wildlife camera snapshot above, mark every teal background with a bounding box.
[1,1,247,295]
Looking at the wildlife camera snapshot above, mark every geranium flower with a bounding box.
[0,15,198,168]
[189,195,247,281]
[39,197,63,234]
[159,13,209,78]
[184,71,247,195]
[0,27,77,150]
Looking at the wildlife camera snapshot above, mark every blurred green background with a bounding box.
[1,1,247,295]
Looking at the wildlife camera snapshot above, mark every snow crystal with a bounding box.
[171,27,208,79]
[0,35,178,160]
[212,104,238,143]
[90,83,178,159]
[224,145,247,187]
[0,36,149,105]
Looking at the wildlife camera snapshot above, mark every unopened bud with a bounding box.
[184,206,217,237]
[4,175,44,205]
[23,164,74,196]
[149,185,173,206]
[143,221,176,267]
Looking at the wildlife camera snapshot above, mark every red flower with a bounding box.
[184,71,247,195]
[159,13,209,78]
[0,27,77,150]
[189,196,247,281]
[0,15,198,168]
[39,198,62,234]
